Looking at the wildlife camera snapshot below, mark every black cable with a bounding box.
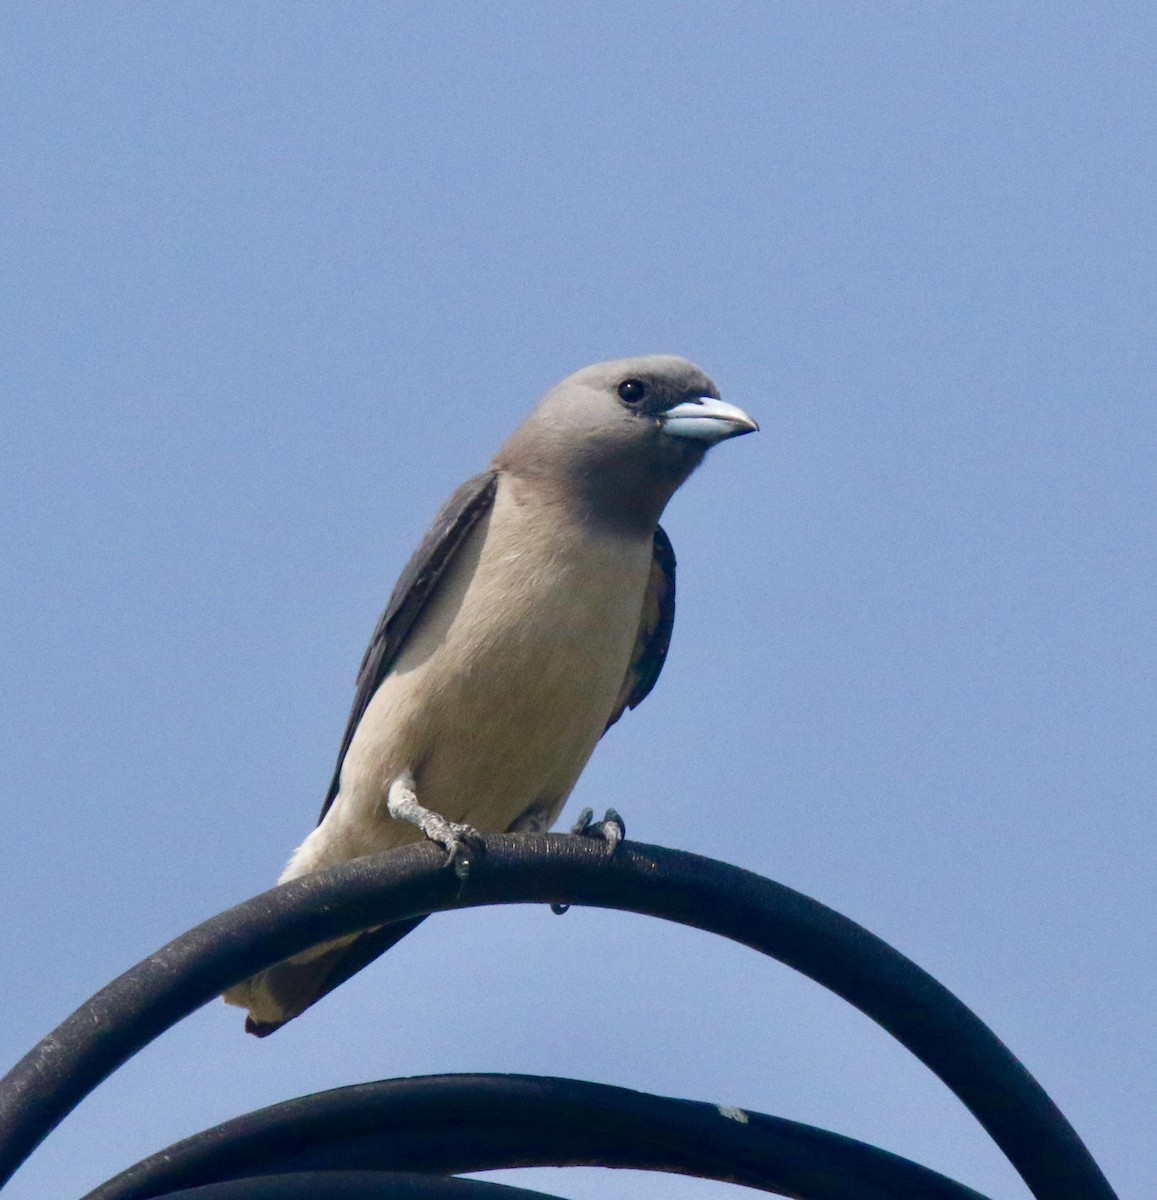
[0,834,1117,1200]
[84,1073,994,1200]
[139,1171,567,1198]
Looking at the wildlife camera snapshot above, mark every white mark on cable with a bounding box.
[717,1104,749,1124]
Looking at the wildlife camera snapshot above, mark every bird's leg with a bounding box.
[570,806,626,852]
[386,776,483,881]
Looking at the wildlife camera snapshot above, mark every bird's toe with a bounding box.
[570,806,626,852]
[426,818,484,879]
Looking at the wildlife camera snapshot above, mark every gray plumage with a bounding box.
[224,355,756,1034]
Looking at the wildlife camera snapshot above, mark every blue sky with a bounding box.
[2,4,1153,1198]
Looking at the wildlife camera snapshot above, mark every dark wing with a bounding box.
[317,470,499,823]
[604,525,676,732]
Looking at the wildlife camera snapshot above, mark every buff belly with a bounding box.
[282,482,653,882]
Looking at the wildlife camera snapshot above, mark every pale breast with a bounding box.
[330,478,655,853]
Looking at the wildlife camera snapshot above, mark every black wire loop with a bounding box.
[138,1172,569,1199]
[0,834,1118,1200]
[84,1073,995,1200]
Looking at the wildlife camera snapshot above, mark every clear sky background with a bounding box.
[2,4,1153,1199]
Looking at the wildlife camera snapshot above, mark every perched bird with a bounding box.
[224,355,757,1034]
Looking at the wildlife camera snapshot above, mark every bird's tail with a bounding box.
[222,915,427,1036]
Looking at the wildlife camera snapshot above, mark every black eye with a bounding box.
[618,378,647,404]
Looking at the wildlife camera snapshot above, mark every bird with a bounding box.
[224,355,757,1034]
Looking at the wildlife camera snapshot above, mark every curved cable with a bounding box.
[84,1073,994,1200]
[0,834,1117,1200]
[139,1171,567,1198]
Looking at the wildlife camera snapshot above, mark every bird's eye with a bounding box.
[617,379,647,404]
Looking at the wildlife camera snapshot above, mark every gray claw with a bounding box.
[570,806,626,853]
[425,818,483,880]
[601,808,625,851]
[387,778,483,880]
[570,807,595,836]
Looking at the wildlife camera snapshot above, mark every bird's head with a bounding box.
[495,355,758,530]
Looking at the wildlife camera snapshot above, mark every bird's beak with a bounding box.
[659,397,759,444]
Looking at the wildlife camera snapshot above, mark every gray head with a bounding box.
[494,355,757,529]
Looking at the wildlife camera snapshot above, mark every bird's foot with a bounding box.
[552,807,625,915]
[570,806,626,852]
[387,778,483,881]
[421,813,484,881]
